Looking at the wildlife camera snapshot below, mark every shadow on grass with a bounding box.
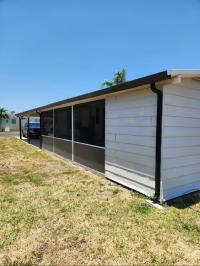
[167,191,200,211]
[20,137,40,149]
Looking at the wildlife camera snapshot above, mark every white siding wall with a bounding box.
[162,79,200,201]
[105,87,157,197]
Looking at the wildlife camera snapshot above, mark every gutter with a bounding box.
[150,83,163,202]
[16,71,169,117]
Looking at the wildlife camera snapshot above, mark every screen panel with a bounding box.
[74,100,105,147]
[42,135,53,152]
[54,138,72,160]
[74,142,105,172]
[54,107,72,140]
[41,111,53,136]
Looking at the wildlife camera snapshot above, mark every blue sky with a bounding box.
[0,0,200,112]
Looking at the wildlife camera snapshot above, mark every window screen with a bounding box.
[54,107,72,140]
[41,111,53,136]
[74,100,105,147]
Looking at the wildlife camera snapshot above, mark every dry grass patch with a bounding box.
[0,138,200,265]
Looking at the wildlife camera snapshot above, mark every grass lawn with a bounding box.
[0,138,200,265]
[0,131,19,134]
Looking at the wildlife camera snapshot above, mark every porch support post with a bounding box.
[19,117,22,140]
[39,113,42,149]
[36,110,42,149]
[27,117,30,144]
[71,105,74,161]
[53,108,55,153]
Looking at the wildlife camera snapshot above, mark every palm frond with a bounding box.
[113,68,126,85]
[101,80,114,88]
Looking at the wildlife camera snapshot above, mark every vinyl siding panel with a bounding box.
[106,117,156,127]
[162,180,200,202]
[162,79,200,201]
[106,142,155,157]
[105,87,156,197]
[106,126,155,136]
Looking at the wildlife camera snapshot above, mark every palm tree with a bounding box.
[102,68,127,88]
[0,107,9,131]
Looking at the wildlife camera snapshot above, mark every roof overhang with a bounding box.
[16,69,200,117]
[16,71,171,117]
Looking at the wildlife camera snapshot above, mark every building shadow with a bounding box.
[167,191,200,210]
[28,138,40,148]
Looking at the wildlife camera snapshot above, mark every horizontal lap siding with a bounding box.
[162,80,200,201]
[105,88,156,197]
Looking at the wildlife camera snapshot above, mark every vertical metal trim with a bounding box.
[150,83,163,202]
[36,110,42,149]
[19,117,22,139]
[72,105,74,161]
[27,117,30,143]
[53,108,55,153]
[104,99,106,173]
[39,113,42,149]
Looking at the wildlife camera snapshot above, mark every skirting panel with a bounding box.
[74,142,105,173]
[42,136,53,152]
[54,138,72,160]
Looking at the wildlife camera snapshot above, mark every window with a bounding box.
[74,100,105,147]
[12,119,16,124]
[41,111,53,136]
[54,107,72,140]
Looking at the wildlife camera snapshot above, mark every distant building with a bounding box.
[0,111,39,132]
[0,112,19,132]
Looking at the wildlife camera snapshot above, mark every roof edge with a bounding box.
[168,69,200,78]
[17,70,170,117]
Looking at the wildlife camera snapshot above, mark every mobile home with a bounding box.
[17,70,200,202]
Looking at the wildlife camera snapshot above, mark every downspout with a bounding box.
[150,83,163,202]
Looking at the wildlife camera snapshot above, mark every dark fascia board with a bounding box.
[16,71,171,117]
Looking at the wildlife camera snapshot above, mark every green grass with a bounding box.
[0,131,19,134]
[0,138,200,265]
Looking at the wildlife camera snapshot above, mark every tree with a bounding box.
[0,107,9,130]
[102,68,127,88]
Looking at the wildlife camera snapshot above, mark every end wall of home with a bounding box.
[105,87,157,197]
[161,78,200,201]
